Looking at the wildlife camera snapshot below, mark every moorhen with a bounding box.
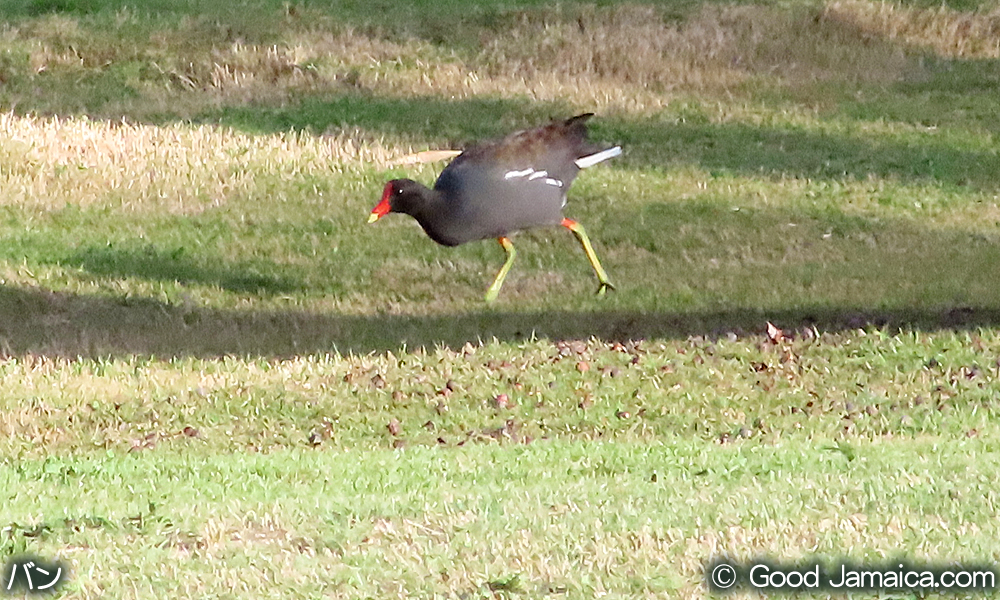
[368,113,620,302]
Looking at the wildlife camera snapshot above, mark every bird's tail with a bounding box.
[575,146,622,169]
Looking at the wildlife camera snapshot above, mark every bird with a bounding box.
[368,113,621,302]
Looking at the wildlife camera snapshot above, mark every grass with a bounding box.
[0,0,999,597]
[5,440,999,597]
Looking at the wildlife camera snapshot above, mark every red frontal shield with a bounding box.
[368,182,394,223]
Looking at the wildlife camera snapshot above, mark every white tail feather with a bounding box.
[575,146,622,169]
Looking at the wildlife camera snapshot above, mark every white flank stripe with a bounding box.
[527,170,548,180]
[544,178,564,187]
[503,168,534,180]
[575,146,622,169]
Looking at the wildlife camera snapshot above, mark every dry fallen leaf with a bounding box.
[766,321,785,344]
[493,393,514,410]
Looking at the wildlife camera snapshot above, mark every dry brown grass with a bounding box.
[147,29,423,105]
[477,3,912,92]
[362,2,919,111]
[823,0,1000,59]
[356,0,997,108]
[0,112,415,213]
[8,1,992,119]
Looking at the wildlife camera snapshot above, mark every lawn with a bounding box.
[0,0,999,597]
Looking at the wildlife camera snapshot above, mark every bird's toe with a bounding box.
[596,281,616,296]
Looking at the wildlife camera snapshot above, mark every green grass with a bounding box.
[4,439,998,597]
[1,0,999,597]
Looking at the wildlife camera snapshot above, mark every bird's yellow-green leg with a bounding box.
[484,236,517,303]
[562,218,615,295]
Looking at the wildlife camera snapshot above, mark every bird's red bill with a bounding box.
[368,183,393,223]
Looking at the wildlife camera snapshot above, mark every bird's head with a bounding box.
[368,179,427,223]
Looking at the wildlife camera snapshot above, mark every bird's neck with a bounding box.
[407,187,462,247]
[401,183,437,216]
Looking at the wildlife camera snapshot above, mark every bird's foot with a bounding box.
[596,281,616,296]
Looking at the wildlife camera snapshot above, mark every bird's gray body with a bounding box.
[405,113,619,247]
[423,156,571,246]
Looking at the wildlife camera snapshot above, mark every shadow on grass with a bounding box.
[203,94,572,148]
[195,91,1000,191]
[0,0,812,39]
[1,283,999,358]
[834,56,1000,137]
[63,243,302,295]
[3,198,992,358]
[607,116,1000,191]
[8,0,998,44]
